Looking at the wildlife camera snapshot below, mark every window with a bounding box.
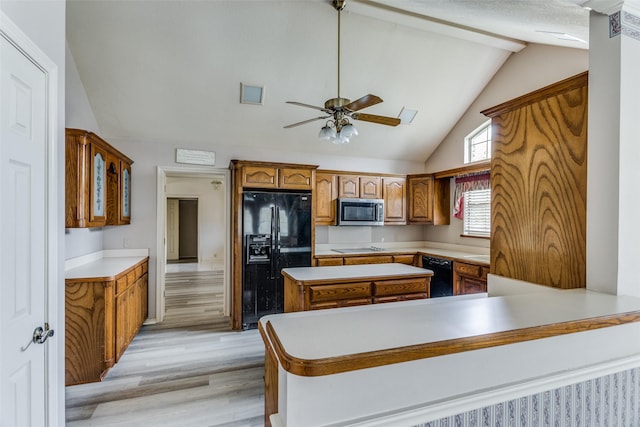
[454,171,490,238]
[463,189,491,237]
[464,120,491,164]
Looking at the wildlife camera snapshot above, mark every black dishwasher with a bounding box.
[422,256,453,297]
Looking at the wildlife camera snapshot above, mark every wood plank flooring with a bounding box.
[66,267,265,426]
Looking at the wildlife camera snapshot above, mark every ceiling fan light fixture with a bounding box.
[340,123,358,138]
[333,134,350,145]
[319,124,337,141]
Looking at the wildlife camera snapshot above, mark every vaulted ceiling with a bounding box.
[66,0,589,162]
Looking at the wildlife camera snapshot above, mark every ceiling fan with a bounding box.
[284,0,401,144]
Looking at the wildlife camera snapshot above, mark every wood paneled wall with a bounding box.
[482,72,588,289]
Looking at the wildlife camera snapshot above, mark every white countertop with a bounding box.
[281,263,431,282]
[65,249,149,280]
[261,289,640,361]
[314,241,490,265]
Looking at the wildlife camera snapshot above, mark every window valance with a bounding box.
[453,171,490,219]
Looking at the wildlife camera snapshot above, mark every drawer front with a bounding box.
[373,278,427,297]
[343,255,393,265]
[481,266,489,280]
[454,262,482,278]
[310,298,371,310]
[116,276,128,294]
[126,270,137,286]
[309,283,371,303]
[392,255,415,265]
[315,257,344,267]
[401,292,429,301]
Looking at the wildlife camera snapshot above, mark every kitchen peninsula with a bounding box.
[259,280,640,426]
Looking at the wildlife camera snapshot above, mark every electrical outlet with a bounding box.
[123,238,130,248]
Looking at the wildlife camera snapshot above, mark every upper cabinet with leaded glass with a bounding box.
[65,128,134,228]
[119,160,132,224]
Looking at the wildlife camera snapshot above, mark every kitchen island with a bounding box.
[259,280,640,426]
[282,263,433,312]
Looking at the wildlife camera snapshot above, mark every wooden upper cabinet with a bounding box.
[360,176,382,199]
[242,165,278,188]
[338,174,382,199]
[119,159,132,224]
[66,129,133,228]
[338,174,359,198]
[383,177,406,224]
[279,167,313,190]
[316,172,338,225]
[407,175,434,224]
[234,161,316,191]
[88,141,108,226]
[482,71,588,289]
[407,174,450,225]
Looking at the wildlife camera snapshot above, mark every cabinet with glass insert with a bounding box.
[65,128,134,228]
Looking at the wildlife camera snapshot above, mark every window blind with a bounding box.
[463,189,491,237]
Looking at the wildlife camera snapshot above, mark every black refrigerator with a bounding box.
[242,191,312,329]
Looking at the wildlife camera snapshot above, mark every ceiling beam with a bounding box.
[348,0,527,53]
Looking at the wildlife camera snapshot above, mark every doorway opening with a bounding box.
[156,167,231,325]
[166,198,199,264]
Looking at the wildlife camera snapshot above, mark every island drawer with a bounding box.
[373,278,427,297]
[310,298,371,310]
[373,293,428,304]
[309,282,372,303]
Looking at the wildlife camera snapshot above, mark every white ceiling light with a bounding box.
[398,107,418,125]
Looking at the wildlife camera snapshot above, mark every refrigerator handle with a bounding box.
[270,206,276,280]
[275,206,280,249]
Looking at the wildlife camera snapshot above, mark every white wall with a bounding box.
[65,42,104,258]
[165,176,226,263]
[0,1,66,425]
[422,43,589,248]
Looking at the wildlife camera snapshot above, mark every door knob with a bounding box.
[21,323,54,351]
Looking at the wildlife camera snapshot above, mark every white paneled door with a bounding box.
[0,18,54,427]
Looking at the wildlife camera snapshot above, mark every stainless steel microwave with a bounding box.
[337,198,384,226]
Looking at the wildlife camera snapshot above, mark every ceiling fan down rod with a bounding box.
[337,4,341,100]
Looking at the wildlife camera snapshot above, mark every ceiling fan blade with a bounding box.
[351,113,401,127]
[284,116,330,129]
[286,101,331,113]
[344,94,383,112]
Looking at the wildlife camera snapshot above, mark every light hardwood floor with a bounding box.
[66,266,265,426]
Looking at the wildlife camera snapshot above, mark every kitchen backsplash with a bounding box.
[315,225,425,245]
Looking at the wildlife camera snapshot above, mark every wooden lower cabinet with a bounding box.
[453,261,488,295]
[285,275,430,312]
[65,258,148,385]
